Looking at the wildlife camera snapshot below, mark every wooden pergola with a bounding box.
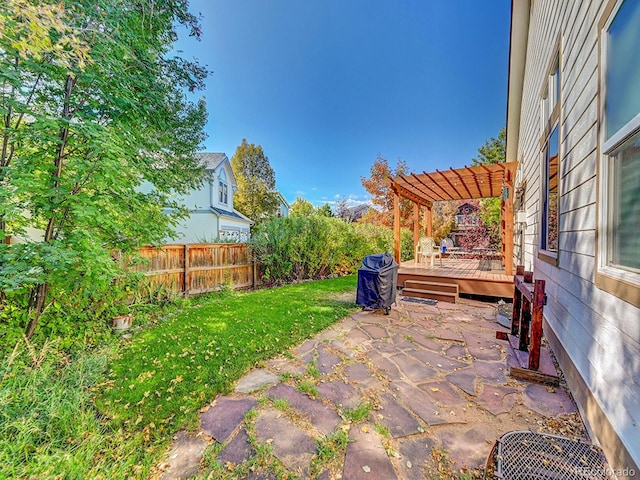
[389,161,518,275]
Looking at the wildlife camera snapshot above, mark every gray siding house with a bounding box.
[506,0,639,475]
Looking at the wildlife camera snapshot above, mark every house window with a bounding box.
[597,0,640,305]
[539,52,561,261]
[219,170,228,205]
[542,126,559,253]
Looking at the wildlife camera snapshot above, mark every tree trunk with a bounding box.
[25,74,74,338]
[25,282,49,338]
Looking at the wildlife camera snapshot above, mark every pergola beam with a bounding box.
[436,168,466,199]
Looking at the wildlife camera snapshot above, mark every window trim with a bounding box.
[538,45,562,266]
[595,0,640,307]
[218,169,228,205]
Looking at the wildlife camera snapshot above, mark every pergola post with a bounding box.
[413,203,420,250]
[503,170,515,275]
[426,204,433,238]
[393,189,401,264]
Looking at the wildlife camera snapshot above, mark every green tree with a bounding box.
[230,139,279,224]
[0,0,208,338]
[290,197,315,217]
[472,127,506,166]
[472,128,506,247]
[360,154,413,228]
[316,203,333,217]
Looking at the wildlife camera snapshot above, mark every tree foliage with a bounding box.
[289,196,315,218]
[472,127,506,247]
[360,154,413,228]
[472,127,506,166]
[316,203,333,217]
[230,139,279,224]
[431,201,459,243]
[0,0,208,338]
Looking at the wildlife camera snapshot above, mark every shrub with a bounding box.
[250,215,413,283]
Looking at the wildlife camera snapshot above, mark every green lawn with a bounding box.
[1,275,357,479]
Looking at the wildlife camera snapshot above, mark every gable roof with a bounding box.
[275,191,290,208]
[196,152,228,171]
[210,206,254,224]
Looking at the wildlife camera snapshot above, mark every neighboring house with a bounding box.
[346,204,371,222]
[506,0,639,475]
[275,191,290,217]
[173,153,252,243]
[454,202,479,228]
[450,202,480,247]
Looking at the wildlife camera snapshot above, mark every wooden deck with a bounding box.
[398,258,514,299]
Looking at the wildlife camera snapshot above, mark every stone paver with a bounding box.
[266,383,341,435]
[361,324,389,340]
[254,408,315,476]
[476,385,519,415]
[446,367,478,396]
[435,424,495,470]
[473,360,508,384]
[345,362,383,389]
[217,428,253,466]
[419,380,467,407]
[235,369,279,394]
[368,351,402,378]
[523,383,578,416]
[159,297,589,479]
[390,352,438,383]
[201,397,257,443]
[396,436,434,480]
[409,348,467,372]
[315,344,341,374]
[160,431,208,480]
[378,392,423,438]
[445,343,468,358]
[316,380,360,409]
[343,424,398,480]
[392,380,448,426]
[462,331,503,361]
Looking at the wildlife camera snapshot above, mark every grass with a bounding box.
[342,401,372,423]
[1,275,357,479]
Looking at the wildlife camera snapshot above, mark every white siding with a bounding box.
[172,212,220,244]
[513,0,640,471]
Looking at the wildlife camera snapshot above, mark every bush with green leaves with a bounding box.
[250,215,414,283]
[0,0,207,340]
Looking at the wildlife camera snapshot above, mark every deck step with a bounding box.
[402,286,458,304]
[402,279,459,303]
[404,280,459,295]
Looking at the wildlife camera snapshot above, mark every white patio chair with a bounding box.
[415,237,442,267]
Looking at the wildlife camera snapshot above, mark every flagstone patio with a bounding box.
[158,296,588,479]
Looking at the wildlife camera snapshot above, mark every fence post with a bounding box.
[183,244,190,295]
[252,251,257,289]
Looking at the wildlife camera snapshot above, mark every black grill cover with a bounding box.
[356,253,398,311]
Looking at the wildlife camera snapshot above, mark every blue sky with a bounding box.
[177,0,511,207]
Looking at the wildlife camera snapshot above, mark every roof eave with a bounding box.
[506,0,531,164]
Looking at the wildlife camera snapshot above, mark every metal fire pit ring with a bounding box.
[485,430,614,480]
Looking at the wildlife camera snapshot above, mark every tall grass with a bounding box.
[0,339,157,478]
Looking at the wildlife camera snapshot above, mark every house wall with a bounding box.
[172,211,220,244]
[513,0,640,475]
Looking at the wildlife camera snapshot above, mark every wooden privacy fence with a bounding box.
[134,243,256,295]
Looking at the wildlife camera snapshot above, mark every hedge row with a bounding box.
[250,216,414,283]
